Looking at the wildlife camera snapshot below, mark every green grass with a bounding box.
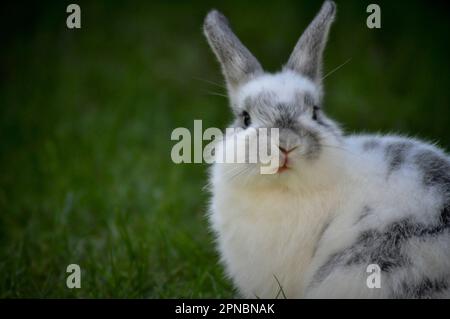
[0,0,449,298]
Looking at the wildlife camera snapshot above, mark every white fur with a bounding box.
[234,71,318,108]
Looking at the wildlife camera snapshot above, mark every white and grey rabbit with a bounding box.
[203,1,450,298]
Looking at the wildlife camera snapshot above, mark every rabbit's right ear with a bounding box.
[285,1,336,85]
[204,10,263,91]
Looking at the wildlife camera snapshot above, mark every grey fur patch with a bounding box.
[303,93,315,106]
[384,142,413,177]
[285,1,336,83]
[354,205,372,224]
[362,139,381,151]
[310,208,450,288]
[414,150,450,189]
[203,10,263,88]
[311,218,333,259]
[273,104,299,130]
[303,129,322,160]
[310,250,346,287]
[393,277,449,299]
[344,223,412,271]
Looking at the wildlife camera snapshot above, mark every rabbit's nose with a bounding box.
[278,146,297,154]
[279,146,288,154]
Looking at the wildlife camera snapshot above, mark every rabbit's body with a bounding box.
[203,1,450,298]
[210,133,450,298]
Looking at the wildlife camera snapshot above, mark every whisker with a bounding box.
[202,165,244,190]
[321,58,352,80]
[319,143,357,155]
[204,91,229,98]
[225,165,254,183]
[193,77,227,89]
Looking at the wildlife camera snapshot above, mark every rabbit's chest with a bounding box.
[210,189,335,297]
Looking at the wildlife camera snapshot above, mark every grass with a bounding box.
[0,0,449,298]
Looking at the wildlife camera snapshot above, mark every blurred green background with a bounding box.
[0,0,449,297]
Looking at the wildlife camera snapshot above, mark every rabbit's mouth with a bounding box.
[276,145,297,173]
[277,165,290,173]
[276,156,290,173]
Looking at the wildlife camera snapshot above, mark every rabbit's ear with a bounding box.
[285,1,336,84]
[204,10,263,90]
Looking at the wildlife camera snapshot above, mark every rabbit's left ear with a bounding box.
[285,1,336,85]
[203,10,263,91]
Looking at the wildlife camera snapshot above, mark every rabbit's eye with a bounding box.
[312,105,320,121]
[242,111,251,127]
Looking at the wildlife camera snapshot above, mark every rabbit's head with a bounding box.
[204,1,344,188]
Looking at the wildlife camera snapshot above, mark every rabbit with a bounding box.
[203,0,450,298]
